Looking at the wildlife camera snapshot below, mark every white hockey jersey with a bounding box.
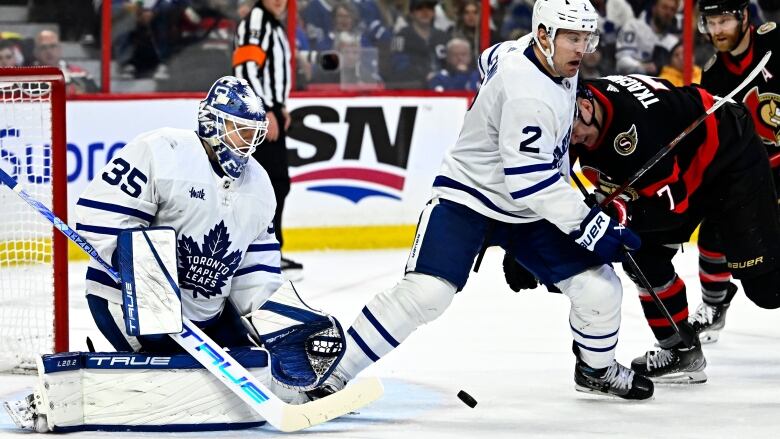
[432,34,590,233]
[75,128,283,323]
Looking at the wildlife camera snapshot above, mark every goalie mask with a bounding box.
[198,76,268,179]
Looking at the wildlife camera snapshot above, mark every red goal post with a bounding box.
[0,67,68,372]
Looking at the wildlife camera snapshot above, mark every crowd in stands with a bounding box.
[1,0,780,93]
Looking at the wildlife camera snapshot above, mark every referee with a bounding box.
[233,0,303,280]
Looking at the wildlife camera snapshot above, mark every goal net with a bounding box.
[0,67,68,372]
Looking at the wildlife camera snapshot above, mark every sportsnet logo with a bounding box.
[287,105,416,203]
[291,165,405,203]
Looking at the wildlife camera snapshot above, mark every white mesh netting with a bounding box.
[0,80,56,372]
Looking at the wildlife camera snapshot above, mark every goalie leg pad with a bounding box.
[22,348,301,432]
[245,282,346,391]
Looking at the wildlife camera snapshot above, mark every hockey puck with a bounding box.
[457,390,477,408]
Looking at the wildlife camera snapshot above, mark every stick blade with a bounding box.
[277,377,384,432]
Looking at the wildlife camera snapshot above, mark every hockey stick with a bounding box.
[0,168,383,432]
[571,171,696,348]
[601,50,772,207]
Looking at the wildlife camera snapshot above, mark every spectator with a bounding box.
[313,31,382,87]
[434,0,463,31]
[33,30,99,95]
[428,37,479,91]
[500,0,534,40]
[302,0,386,50]
[0,39,22,67]
[315,1,370,50]
[658,41,702,86]
[386,0,449,88]
[450,0,496,58]
[615,0,680,74]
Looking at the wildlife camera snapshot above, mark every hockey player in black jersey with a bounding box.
[570,75,780,383]
[693,0,780,343]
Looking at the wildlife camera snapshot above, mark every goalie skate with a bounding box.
[3,393,48,433]
[631,340,707,384]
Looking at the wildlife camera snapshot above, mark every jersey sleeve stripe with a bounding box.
[234,264,282,276]
[433,175,531,218]
[76,198,155,222]
[247,243,281,252]
[504,163,557,175]
[509,173,560,199]
[76,223,123,236]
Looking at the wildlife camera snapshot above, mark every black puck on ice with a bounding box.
[457,390,477,408]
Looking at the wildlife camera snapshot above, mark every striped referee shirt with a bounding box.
[233,3,291,110]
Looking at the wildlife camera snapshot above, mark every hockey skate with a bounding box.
[689,283,738,344]
[574,358,654,400]
[3,392,48,433]
[631,339,707,384]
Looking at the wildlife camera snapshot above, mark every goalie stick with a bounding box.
[0,168,383,432]
[600,50,772,206]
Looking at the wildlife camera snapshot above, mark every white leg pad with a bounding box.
[32,348,299,432]
[557,265,623,369]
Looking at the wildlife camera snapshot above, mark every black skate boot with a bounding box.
[689,283,738,344]
[631,338,707,384]
[573,345,653,400]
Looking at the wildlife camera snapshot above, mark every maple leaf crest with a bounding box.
[177,221,243,299]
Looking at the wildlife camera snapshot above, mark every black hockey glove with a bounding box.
[503,252,538,292]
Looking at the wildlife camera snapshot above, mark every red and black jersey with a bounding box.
[576,75,731,219]
[701,22,780,152]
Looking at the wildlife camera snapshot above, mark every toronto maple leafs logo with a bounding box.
[178,221,242,298]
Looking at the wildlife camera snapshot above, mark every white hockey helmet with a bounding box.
[532,0,600,70]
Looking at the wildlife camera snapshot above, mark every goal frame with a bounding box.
[0,66,69,355]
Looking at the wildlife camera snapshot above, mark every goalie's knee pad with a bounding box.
[245,282,345,391]
[377,272,457,326]
[741,270,780,309]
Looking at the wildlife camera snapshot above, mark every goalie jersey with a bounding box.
[575,76,747,224]
[75,128,283,323]
[432,34,591,233]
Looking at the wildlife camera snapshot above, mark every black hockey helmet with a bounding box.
[698,0,750,33]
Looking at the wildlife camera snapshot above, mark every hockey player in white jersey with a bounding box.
[311,0,654,401]
[4,76,350,432]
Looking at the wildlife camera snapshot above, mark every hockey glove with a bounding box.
[502,251,538,292]
[571,206,641,264]
[593,190,630,226]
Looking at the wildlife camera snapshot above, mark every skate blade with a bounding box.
[574,385,653,401]
[648,370,707,385]
[698,330,720,344]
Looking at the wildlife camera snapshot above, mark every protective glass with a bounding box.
[698,13,740,34]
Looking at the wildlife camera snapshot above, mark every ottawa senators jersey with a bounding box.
[701,22,780,147]
[576,75,730,218]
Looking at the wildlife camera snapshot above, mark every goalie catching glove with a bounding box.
[243,283,345,391]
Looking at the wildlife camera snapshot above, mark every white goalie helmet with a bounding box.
[532,0,600,69]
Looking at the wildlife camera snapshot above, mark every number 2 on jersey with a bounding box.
[519,126,541,153]
[102,157,148,198]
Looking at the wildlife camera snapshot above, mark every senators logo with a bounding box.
[743,86,780,145]
[614,124,638,156]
